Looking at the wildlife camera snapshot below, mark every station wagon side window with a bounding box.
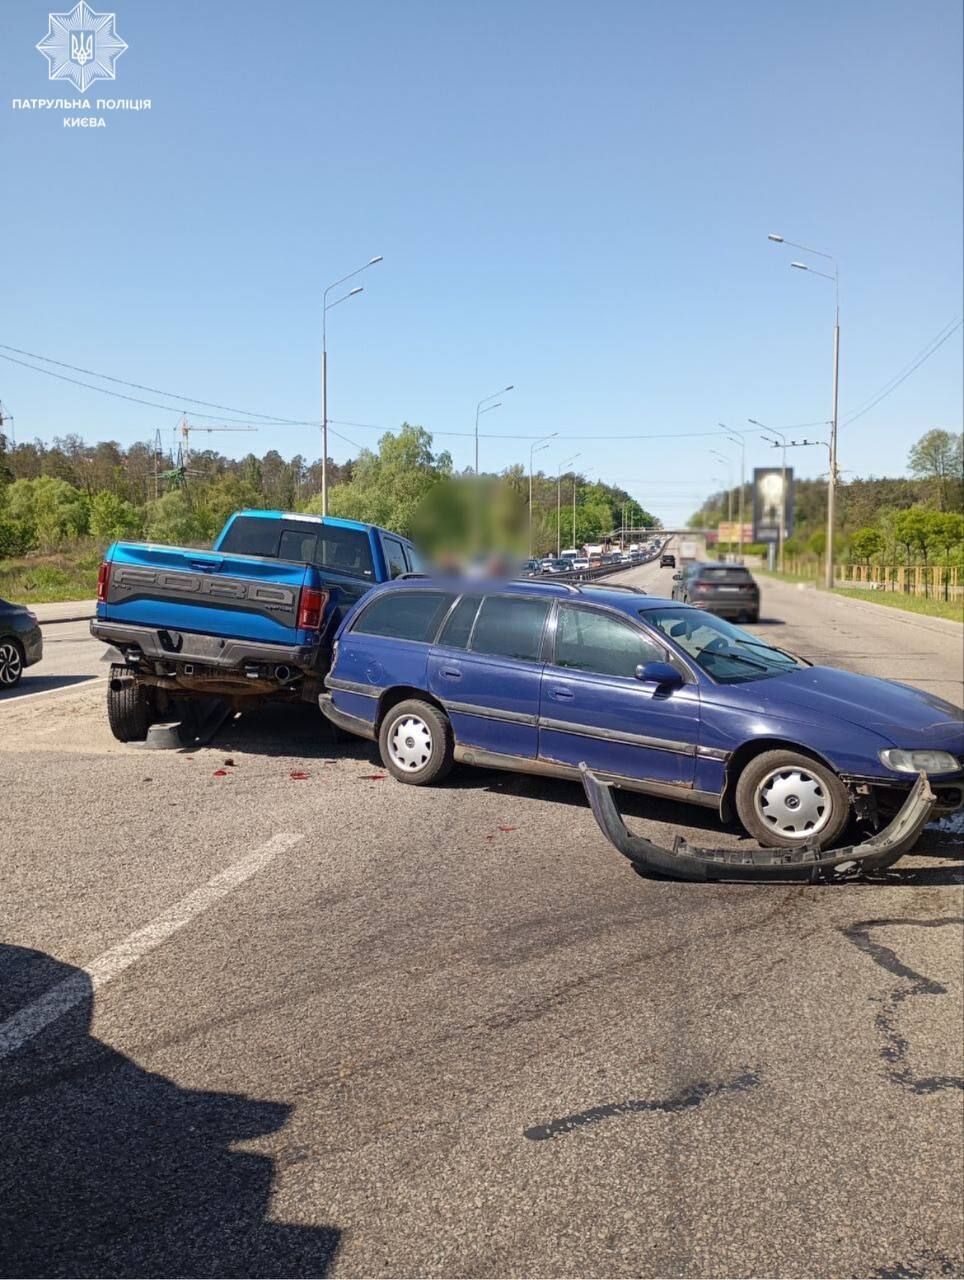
[553,605,664,679]
[381,536,409,580]
[437,594,482,649]
[352,591,455,643]
[469,595,550,663]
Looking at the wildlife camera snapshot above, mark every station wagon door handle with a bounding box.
[440,667,462,680]
[548,684,575,700]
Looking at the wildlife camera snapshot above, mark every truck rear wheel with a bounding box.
[107,664,154,742]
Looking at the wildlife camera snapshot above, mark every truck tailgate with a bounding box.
[101,543,312,645]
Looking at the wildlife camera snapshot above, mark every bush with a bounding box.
[0,515,36,558]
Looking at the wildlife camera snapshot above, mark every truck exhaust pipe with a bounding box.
[274,664,293,683]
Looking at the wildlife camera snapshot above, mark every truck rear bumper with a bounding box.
[90,619,320,670]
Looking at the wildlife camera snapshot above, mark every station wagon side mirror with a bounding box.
[636,661,683,688]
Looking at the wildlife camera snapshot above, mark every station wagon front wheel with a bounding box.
[378,699,454,786]
[735,749,851,850]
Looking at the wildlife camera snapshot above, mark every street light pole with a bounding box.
[474,385,513,475]
[769,234,840,589]
[749,419,788,572]
[719,424,746,559]
[556,454,580,556]
[529,432,557,557]
[709,449,733,547]
[322,255,383,516]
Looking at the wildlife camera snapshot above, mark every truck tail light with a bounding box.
[297,586,328,631]
[96,560,111,603]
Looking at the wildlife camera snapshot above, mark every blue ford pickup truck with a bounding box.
[90,510,423,740]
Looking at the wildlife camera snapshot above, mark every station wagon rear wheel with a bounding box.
[735,749,851,850]
[378,699,454,785]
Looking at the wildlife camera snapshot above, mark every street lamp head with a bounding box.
[767,234,784,243]
[368,256,383,265]
[747,418,764,427]
[348,286,364,296]
[790,261,808,271]
[504,385,514,392]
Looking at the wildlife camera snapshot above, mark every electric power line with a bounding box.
[840,316,963,427]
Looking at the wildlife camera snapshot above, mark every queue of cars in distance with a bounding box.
[0,597,43,689]
[319,576,964,849]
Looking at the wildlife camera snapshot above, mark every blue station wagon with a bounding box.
[319,579,964,849]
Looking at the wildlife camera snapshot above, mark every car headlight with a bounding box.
[879,749,960,774]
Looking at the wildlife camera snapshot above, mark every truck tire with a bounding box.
[735,749,851,850]
[378,698,454,785]
[107,664,154,742]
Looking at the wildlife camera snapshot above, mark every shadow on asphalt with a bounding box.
[0,944,341,1279]
[0,674,99,702]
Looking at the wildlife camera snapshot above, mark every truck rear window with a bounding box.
[220,517,376,581]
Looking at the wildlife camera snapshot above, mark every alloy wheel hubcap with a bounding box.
[0,642,22,686]
[389,715,433,772]
[755,766,830,838]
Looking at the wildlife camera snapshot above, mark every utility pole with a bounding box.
[0,402,13,449]
[719,425,745,559]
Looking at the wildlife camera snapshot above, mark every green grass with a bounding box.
[0,551,101,604]
[756,567,964,622]
[831,587,963,624]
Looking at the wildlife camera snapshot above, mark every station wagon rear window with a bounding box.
[352,591,455,642]
[470,596,550,663]
[220,517,376,581]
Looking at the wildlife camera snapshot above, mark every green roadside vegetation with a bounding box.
[832,586,963,624]
[756,566,963,623]
[0,424,658,604]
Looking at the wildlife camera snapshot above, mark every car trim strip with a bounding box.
[696,745,730,761]
[538,715,694,756]
[325,676,380,698]
[441,699,539,727]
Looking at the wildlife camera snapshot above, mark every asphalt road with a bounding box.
[1,550,962,1279]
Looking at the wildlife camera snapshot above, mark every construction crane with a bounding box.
[179,416,258,466]
[155,416,259,489]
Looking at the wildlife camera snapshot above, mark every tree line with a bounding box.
[688,428,964,567]
[0,424,654,559]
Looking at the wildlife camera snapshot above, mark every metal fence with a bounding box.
[782,557,964,601]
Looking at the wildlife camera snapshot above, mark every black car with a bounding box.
[671,562,760,623]
[0,597,43,689]
[660,553,676,568]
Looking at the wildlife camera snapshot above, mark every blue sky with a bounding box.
[2,0,961,526]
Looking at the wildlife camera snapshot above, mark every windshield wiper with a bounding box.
[729,638,802,666]
[699,649,772,673]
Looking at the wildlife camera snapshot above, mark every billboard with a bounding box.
[752,467,794,544]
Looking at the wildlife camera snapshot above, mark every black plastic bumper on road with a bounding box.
[90,620,319,670]
[580,764,938,882]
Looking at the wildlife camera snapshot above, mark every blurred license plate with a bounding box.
[719,586,740,593]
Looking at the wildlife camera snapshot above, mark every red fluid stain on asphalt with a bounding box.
[360,774,387,781]
[498,825,518,833]
[290,770,309,780]
[212,769,228,778]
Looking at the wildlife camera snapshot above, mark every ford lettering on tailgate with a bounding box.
[109,565,298,619]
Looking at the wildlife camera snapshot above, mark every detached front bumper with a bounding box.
[580,764,938,882]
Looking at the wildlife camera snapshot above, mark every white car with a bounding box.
[571,556,590,570]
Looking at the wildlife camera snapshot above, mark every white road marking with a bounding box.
[0,832,303,1058]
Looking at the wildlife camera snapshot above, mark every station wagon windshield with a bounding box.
[640,606,804,683]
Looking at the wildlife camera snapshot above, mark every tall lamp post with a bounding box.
[719,424,746,559]
[322,255,383,515]
[529,432,557,557]
[556,454,580,556]
[709,448,733,548]
[475,385,513,474]
[768,234,839,589]
[748,418,788,571]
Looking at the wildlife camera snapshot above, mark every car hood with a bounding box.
[734,665,964,750]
